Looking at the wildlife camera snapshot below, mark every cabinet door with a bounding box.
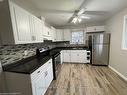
[13,4,31,43]
[30,15,43,42]
[43,26,47,36]
[95,26,105,32]
[44,59,53,91]
[60,51,63,64]
[45,67,53,90]
[86,26,105,32]
[70,52,79,63]
[70,50,87,63]
[86,27,95,32]
[43,26,51,36]
[33,73,46,95]
[51,27,56,41]
[77,52,87,63]
[63,51,71,62]
[63,29,71,41]
[56,29,64,41]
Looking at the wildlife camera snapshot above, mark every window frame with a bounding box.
[122,15,127,50]
[71,29,85,44]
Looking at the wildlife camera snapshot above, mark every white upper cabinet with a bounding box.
[0,0,44,44]
[51,27,56,41]
[86,26,105,33]
[56,29,64,41]
[63,29,71,41]
[29,15,43,43]
[12,4,32,43]
[43,26,51,37]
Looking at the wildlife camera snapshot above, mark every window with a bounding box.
[71,30,84,44]
[122,15,127,49]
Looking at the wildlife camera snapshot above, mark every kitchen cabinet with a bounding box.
[56,29,64,41]
[9,1,32,44]
[62,50,88,63]
[45,66,53,89]
[63,50,71,62]
[60,51,64,64]
[63,29,71,41]
[5,59,53,95]
[43,26,51,36]
[31,59,53,95]
[51,27,57,41]
[0,0,44,44]
[33,73,45,95]
[86,26,105,33]
[29,15,43,43]
[43,26,53,40]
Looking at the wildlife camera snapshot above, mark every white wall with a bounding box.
[106,8,127,78]
[0,61,2,72]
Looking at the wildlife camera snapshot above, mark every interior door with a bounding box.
[92,44,109,65]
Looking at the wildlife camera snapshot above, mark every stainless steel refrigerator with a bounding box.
[88,33,110,65]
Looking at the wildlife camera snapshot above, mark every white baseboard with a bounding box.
[109,65,127,81]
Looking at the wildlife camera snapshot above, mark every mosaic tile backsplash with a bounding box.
[0,43,56,66]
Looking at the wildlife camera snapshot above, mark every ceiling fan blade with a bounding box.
[68,17,74,23]
[68,10,78,23]
[84,11,108,15]
[77,8,86,15]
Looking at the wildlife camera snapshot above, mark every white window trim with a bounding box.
[70,29,85,44]
[122,15,127,50]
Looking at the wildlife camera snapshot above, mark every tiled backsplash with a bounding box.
[0,43,56,66]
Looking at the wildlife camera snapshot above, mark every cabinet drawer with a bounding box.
[31,59,52,81]
[70,50,86,53]
[44,59,52,70]
[63,50,71,53]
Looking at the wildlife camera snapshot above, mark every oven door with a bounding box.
[53,53,61,80]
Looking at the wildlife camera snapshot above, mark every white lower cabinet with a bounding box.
[31,59,53,95]
[63,51,71,62]
[5,59,53,95]
[33,74,45,95]
[62,50,88,63]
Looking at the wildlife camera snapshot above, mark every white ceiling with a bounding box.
[12,0,127,27]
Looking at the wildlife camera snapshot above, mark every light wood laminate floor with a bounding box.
[45,63,127,95]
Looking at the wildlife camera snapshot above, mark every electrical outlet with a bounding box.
[24,50,28,56]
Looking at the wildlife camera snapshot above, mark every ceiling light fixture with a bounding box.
[80,15,90,19]
[72,17,82,24]
[72,17,78,24]
[78,18,82,23]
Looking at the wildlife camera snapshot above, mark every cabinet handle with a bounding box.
[45,71,48,77]
[32,36,36,41]
[37,71,40,73]
[32,36,34,41]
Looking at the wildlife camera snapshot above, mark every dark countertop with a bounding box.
[3,46,89,74]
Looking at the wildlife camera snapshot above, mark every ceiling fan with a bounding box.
[71,8,91,24]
